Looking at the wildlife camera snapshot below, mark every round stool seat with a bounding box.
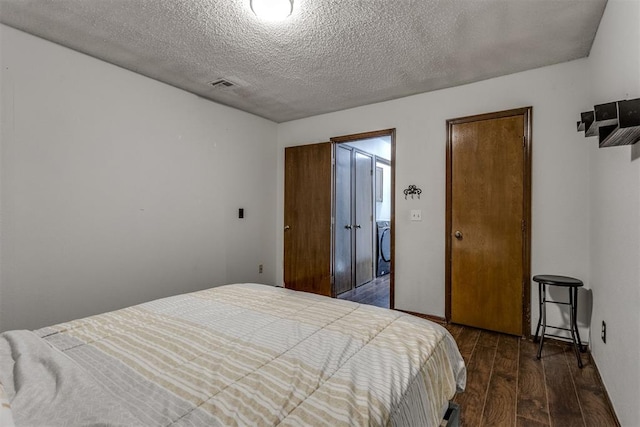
[533,275,583,287]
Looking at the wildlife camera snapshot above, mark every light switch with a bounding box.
[410,209,422,221]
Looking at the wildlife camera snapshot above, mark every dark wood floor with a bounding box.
[336,279,618,426]
[444,323,619,427]
[337,274,390,308]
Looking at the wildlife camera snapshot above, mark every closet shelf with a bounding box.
[577,98,640,147]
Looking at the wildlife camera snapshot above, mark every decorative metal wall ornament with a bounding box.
[403,185,422,199]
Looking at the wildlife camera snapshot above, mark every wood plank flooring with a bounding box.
[336,281,618,426]
[337,274,389,308]
[444,324,619,427]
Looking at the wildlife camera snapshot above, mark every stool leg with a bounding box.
[534,282,543,343]
[572,287,585,353]
[536,284,546,360]
[569,287,583,368]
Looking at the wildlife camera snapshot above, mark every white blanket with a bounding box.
[1,283,466,426]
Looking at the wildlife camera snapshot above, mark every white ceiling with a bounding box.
[0,0,607,123]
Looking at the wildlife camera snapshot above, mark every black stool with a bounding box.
[533,275,586,368]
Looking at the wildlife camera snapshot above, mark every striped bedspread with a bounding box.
[0,283,466,426]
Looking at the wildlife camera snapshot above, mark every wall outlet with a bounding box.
[601,320,606,343]
[259,264,263,274]
[410,209,422,221]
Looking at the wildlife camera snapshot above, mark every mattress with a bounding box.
[0,283,466,426]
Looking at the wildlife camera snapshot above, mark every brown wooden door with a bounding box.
[284,143,333,296]
[446,108,531,336]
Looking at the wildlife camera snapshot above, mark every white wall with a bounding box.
[277,59,594,334]
[376,162,391,222]
[587,1,640,424]
[0,25,278,331]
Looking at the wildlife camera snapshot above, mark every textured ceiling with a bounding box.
[0,0,607,123]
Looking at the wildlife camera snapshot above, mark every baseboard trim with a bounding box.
[589,353,622,427]
[398,309,446,324]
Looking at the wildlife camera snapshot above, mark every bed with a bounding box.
[0,283,466,426]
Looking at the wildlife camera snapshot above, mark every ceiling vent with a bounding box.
[208,79,236,89]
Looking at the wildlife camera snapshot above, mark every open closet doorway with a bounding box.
[332,130,395,309]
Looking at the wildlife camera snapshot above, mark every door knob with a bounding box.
[354,224,362,229]
[284,225,291,231]
[454,231,463,240]
[345,225,352,229]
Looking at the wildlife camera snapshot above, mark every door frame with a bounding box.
[445,107,532,336]
[331,128,396,309]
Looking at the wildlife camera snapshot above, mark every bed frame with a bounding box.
[442,402,461,427]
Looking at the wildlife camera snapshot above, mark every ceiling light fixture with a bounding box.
[250,0,293,21]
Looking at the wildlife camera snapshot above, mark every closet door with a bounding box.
[447,107,531,335]
[354,152,374,287]
[334,146,353,295]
